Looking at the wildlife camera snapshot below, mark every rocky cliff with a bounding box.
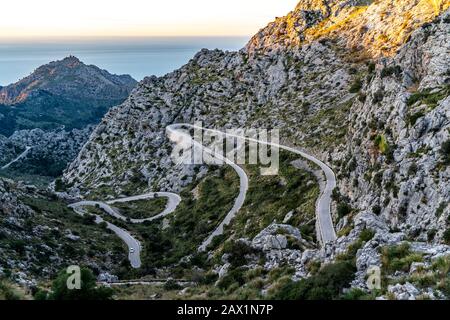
[247,0,450,57]
[0,127,93,182]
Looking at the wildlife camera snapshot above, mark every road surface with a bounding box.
[69,192,180,269]
[69,203,143,268]
[98,280,194,286]
[1,146,32,170]
[73,192,181,224]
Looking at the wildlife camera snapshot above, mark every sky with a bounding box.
[0,0,299,39]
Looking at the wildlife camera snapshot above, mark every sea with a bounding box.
[0,37,248,86]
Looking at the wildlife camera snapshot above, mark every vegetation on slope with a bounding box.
[0,192,127,281]
[112,197,168,220]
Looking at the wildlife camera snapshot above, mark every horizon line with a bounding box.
[0,34,253,42]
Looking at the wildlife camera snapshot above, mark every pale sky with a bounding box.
[0,0,299,39]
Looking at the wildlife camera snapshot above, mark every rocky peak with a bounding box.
[56,55,82,68]
[0,56,137,105]
[246,0,450,57]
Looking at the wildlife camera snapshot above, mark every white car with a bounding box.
[129,248,135,253]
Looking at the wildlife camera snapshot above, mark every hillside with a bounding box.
[3,0,450,300]
[0,178,129,288]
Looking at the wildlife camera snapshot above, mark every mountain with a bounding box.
[0,127,93,183]
[60,0,450,299]
[0,57,137,181]
[0,56,137,137]
[2,0,450,299]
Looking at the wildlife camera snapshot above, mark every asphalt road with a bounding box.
[69,192,180,269]
[1,146,32,170]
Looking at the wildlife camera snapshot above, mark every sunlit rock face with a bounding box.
[246,0,450,57]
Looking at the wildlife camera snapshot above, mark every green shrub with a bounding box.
[341,288,373,300]
[381,65,402,78]
[337,202,352,219]
[372,90,384,104]
[0,280,23,300]
[436,202,447,217]
[223,241,257,268]
[164,280,182,291]
[33,289,49,300]
[54,178,68,192]
[406,85,450,108]
[198,272,219,285]
[408,163,418,176]
[349,78,363,93]
[441,140,450,165]
[427,229,437,241]
[373,171,383,187]
[272,261,356,300]
[372,205,382,215]
[47,267,113,300]
[82,214,96,225]
[374,135,389,154]
[358,92,367,102]
[217,268,246,290]
[381,243,423,274]
[443,229,450,245]
[407,111,425,126]
[359,229,375,243]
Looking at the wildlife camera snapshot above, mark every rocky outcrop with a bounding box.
[335,10,450,244]
[246,0,450,57]
[249,223,314,279]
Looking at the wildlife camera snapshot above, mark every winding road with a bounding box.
[1,146,32,170]
[68,123,336,268]
[166,124,249,251]
[69,192,181,268]
[167,124,337,247]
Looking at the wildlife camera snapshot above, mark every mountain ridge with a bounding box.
[0,56,136,105]
[0,57,137,180]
